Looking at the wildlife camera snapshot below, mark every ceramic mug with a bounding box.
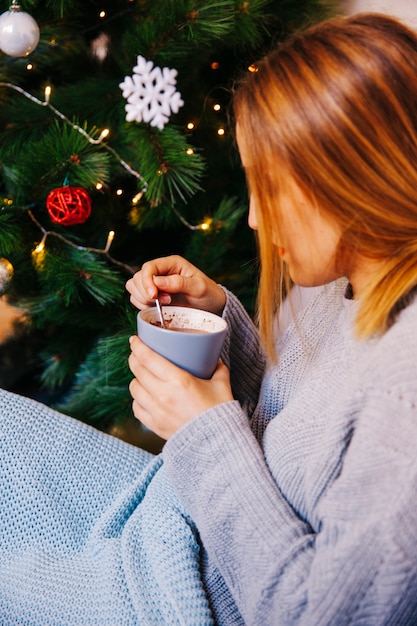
[137,305,228,379]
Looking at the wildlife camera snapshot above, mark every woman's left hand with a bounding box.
[128,335,234,440]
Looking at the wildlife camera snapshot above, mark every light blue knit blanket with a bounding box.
[0,389,214,625]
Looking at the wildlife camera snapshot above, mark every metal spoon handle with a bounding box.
[155,297,166,329]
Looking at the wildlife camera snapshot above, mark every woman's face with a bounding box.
[237,124,343,287]
[248,179,343,287]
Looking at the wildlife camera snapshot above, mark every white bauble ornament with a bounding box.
[0,3,40,57]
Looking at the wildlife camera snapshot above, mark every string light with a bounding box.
[0,5,135,72]
[248,64,258,73]
[44,85,51,104]
[132,191,143,204]
[28,210,136,274]
[0,81,148,191]
[0,4,229,235]
[33,233,47,254]
[104,230,115,252]
[199,217,213,231]
[116,188,123,196]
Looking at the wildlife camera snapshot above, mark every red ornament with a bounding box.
[46,186,92,226]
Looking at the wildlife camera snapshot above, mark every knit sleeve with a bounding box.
[163,391,417,625]
[219,287,265,419]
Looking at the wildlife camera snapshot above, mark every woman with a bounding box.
[1,11,417,625]
[127,11,417,624]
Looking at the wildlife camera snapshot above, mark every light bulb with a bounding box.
[132,191,143,204]
[104,230,115,252]
[0,3,40,57]
[99,128,110,141]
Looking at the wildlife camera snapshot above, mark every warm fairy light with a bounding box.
[96,182,103,190]
[99,10,106,18]
[104,230,115,252]
[26,63,33,70]
[186,148,194,155]
[132,191,143,204]
[116,189,123,196]
[50,39,56,45]
[34,234,47,254]
[99,128,110,141]
[213,103,221,111]
[217,128,225,136]
[199,217,213,231]
[187,122,195,130]
[27,210,136,274]
[248,64,258,73]
[211,61,219,70]
[0,83,147,191]
[44,85,52,103]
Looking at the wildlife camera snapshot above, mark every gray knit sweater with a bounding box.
[164,279,417,625]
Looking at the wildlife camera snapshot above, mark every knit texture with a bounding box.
[0,393,214,624]
[2,280,417,624]
[164,280,417,625]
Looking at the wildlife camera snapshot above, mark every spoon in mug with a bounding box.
[155,296,167,329]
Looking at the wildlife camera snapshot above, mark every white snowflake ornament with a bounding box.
[119,55,184,130]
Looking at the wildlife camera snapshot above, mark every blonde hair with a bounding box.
[233,12,417,360]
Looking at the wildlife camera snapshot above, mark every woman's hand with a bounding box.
[126,255,226,315]
[128,335,234,440]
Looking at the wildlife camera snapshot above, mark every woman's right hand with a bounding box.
[125,255,227,315]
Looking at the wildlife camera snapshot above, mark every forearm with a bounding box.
[163,394,417,625]
[163,402,312,624]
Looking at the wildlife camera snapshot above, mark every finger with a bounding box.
[126,255,194,307]
[126,274,157,306]
[129,335,181,382]
[129,379,154,427]
[141,256,193,289]
[153,273,193,296]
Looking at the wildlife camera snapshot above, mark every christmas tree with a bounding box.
[0,0,336,444]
